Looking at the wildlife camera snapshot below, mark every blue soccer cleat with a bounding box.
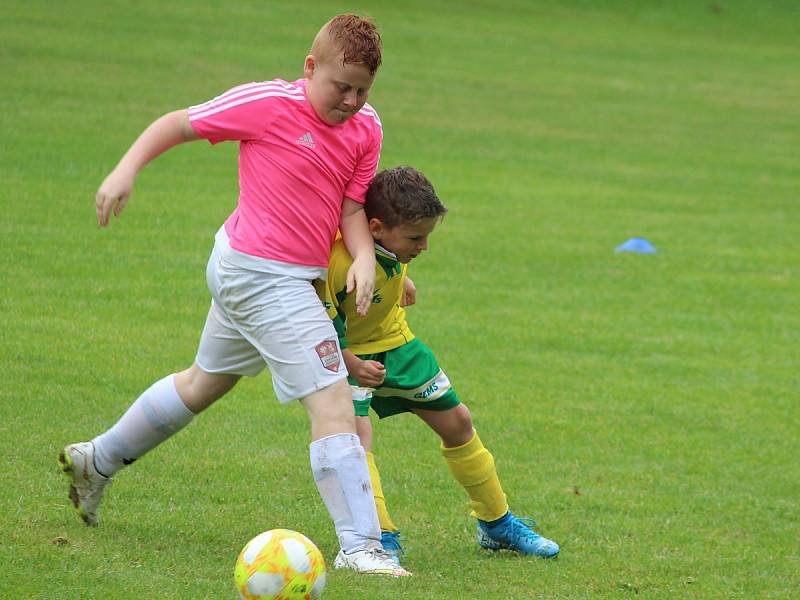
[380,530,406,565]
[477,511,560,558]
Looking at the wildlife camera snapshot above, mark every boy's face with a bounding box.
[304,53,375,126]
[370,217,439,264]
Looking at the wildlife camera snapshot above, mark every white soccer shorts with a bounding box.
[195,231,346,403]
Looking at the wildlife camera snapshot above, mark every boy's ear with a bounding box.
[368,218,385,239]
[303,55,315,79]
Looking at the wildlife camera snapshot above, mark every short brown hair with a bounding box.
[366,167,447,227]
[322,14,382,75]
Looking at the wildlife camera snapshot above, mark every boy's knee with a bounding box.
[174,365,239,412]
[302,379,357,439]
[414,403,475,447]
[437,404,474,447]
[451,403,474,434]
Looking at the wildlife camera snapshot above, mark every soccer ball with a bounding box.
[234,529,327,600]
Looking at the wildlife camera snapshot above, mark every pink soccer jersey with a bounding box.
[188,79,382,267]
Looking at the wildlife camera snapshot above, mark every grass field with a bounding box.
[2,1,798,598]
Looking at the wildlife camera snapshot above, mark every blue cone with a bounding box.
[615,237,657,254]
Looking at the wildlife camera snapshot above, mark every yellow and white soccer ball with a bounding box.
[234,529,327,600]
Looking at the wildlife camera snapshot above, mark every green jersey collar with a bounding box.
[375,243,401,278]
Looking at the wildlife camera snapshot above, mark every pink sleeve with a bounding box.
[344,123,382,204]
[187,82,292,144]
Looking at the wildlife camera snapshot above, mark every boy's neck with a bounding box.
[374,241,397,260]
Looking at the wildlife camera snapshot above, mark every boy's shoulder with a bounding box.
[222,78,304,98]
[354,101,382,129]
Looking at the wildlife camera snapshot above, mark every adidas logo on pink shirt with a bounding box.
[297,132,315,148]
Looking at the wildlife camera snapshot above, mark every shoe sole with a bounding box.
[344,569,409,576]
[333,561,410,576]
[333,557,411,576]
[478,542,505,550]
[57,449,95,526]
[477,528,504,551]
[478,532,559,558]
[479,543,559,558]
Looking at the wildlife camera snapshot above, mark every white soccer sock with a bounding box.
[310,433,381,553]
[92,374,195,477]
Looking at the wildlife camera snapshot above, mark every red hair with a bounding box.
[323,14,382,75]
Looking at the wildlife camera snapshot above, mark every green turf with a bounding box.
[2,0,798,598]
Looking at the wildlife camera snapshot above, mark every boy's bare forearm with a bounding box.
[96,110,198,227]
[342,349,361,373]
[339,199,376,315]
[339,199,374,261]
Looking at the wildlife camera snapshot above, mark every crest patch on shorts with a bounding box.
[315,339,341,372]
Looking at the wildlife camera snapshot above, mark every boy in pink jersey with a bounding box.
[58,14,409,577]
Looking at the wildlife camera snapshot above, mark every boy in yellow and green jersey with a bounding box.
[315,166,559,567]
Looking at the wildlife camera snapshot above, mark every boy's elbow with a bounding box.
[341,198,364,217]
[173,109,199,142]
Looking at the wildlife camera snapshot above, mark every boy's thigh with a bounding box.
[199,265,346,403]
[364,339,460,418]
[196,300,266,377]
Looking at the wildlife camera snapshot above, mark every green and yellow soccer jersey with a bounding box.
[315,239,415,355]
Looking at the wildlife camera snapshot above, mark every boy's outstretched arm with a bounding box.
[96,109,199,227]
[340,198,376,316]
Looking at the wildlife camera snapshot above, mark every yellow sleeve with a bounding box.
[314,241,353,347]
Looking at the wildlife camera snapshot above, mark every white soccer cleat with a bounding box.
[58,441,111,526]
[333,547,412,577]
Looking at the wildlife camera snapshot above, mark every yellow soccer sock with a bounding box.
[366,451,399,533]
[441,430,509,522]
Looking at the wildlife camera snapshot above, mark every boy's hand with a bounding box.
[350,358,386,388]
[401,276,416,307]
[343,349,385,387]
[96,168,135,227]
[346,254,376,316]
